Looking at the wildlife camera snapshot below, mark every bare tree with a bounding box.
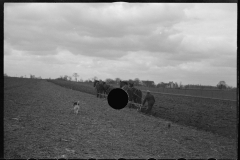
[179,82,182,88]
[84,79,92,83]
[134,78,140,86]
[105,78,115,84]
[92,76,98,81]
[217,81,227,89]
[30,74,35,79]
[157,82,167,88]
[175,82,178,88]
[88,79,93,83]
[72,73,79,82]
[63,75,68,81]
[115,78,121,84]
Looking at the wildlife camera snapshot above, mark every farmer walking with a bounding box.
[141,90,155,114]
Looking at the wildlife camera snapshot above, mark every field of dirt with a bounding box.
[149,93,237,139]
[4,77,237,158]
[48,79,237,139]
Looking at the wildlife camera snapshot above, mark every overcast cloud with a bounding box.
[4,3,237,87]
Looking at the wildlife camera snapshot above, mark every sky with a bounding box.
[4,3,237,87]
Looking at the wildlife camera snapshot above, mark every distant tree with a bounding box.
[79,78,83,82]
[84,79,92,83]
[175,82,178,88]
[134,78,141,86]
[230,86,237,91]
[128,79,134,83]
[217,81,227,89]
[152,81,156,87]
[4,73,8,77]
[226,85,233,90]
[128,79,134,86]
[72,73,79,81]
[156,83,161,88]
[92,76,98,81]
[115,78,121,84]
[142,80,155,87]
[63,75,68,81]
[106,78,114,84]
[30,74,35,79]
[179,82,183,88]
[159,82,175,88]
[56,76,62,80]
[88,79,93,83]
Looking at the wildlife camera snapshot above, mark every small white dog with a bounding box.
[73,101,80,114]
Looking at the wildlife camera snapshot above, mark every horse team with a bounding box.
[93,80,142,109]
[93,80,114,98]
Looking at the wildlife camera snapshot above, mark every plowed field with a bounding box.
[4,77,237,158]
[48,79,238,139]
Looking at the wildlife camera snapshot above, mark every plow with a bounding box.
[94,80,148,112]
[96,92,148,111]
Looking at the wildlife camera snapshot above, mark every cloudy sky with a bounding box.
[4,3,237,87]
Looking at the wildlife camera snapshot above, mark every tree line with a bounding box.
[4,73,235,90]
[55,73,234,90]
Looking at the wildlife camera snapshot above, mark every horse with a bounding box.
[93,80,99,88]
[120,80,129,88]
[120,80,134,88]
[120,81,135,108]
[93,80,105,98]
[103,83,114,95]
[120,80,142,108]
[121,85,134,108]
[131,87,142,108]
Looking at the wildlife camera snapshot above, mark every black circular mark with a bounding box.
[107,88,128,110]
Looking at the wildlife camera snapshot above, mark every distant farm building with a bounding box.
[141,80,155,87]
[166,81,178,88]
[157,81,179,88]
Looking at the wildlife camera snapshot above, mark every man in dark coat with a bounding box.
[141,90,155,114]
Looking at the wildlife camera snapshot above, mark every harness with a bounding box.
[131,88,142,100]
[122,85,129,97]
[121,85,145,108]
[105,85,112,94]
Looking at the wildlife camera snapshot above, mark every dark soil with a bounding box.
[4,77,237,158]
[149,93,237,139]
[48,79,237,139]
